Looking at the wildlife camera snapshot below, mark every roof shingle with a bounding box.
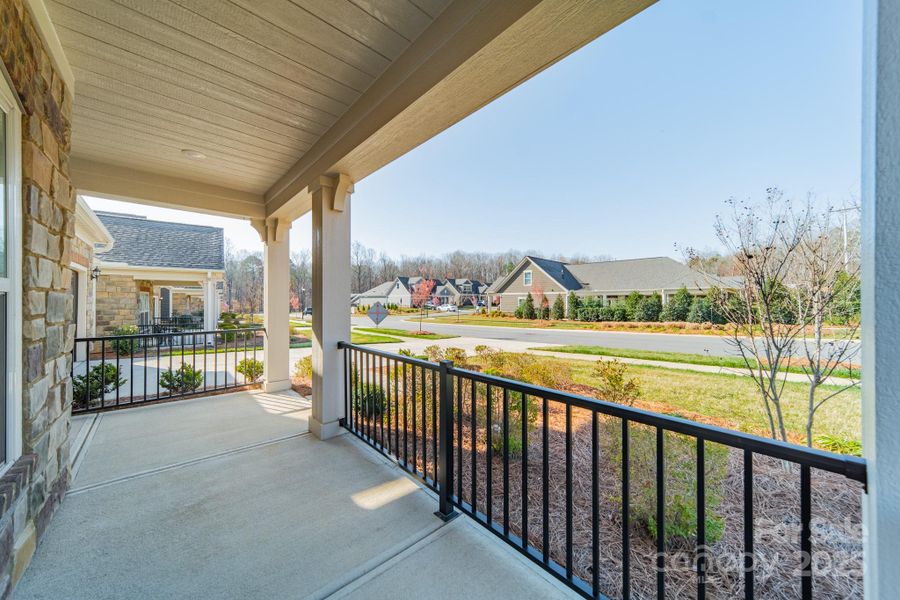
[95,212,225,271]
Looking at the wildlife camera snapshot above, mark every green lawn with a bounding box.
[350,332,403,344]
[537,345,859,380]
[420,315,733,334]
[354,327,458,340]
[463,353,861,448]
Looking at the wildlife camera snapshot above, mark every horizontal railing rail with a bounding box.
[72,327,265,414]
[338,341,867,600]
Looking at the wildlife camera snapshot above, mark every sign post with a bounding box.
[367,302,389,327]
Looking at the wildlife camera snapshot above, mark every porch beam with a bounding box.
[263,218,292,392]
[863,0,900,596]
[310,175,352,439]
[71,157,266,219]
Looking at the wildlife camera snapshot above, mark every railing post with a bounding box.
[436,359,457,521]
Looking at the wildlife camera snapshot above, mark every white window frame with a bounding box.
[0,72,23,471]
[138,291,150,325]
[518,297,526,307]
[523,270,533,286]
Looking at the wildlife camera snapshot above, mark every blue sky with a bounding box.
[87,0,862,259]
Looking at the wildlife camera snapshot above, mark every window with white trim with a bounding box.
[0,74,22,468]
[523,270,532,286]
[518,297,526,307]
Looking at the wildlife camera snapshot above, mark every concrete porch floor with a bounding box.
[16,390,573,599]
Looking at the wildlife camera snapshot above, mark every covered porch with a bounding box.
[16,389,569,599]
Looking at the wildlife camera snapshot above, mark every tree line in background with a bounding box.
[350,242,611,293]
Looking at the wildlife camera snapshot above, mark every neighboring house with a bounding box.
[71,197,114,346]
[353,277,490,307]
[488,255,738,314]
[83,210,225,335]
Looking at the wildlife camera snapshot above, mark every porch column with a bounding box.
[863,1,900,595]
[310,175,353,439]
[263,219,292,392]
[201,273,218,332]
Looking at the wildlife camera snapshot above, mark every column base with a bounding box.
[309,416,345,440]
[262,379,292,393]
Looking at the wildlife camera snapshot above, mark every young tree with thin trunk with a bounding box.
[411,269,435,332]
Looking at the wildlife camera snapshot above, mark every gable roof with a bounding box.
[95,212,225,271]
[491,255,726,295]
[567,256,711,292]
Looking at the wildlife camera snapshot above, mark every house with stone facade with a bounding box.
[89,211,225,335]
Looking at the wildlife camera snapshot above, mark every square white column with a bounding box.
[263,221,292,392]
[310,175,352,439]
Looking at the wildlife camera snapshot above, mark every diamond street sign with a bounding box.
[367,302,389,326]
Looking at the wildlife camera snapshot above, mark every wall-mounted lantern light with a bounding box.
[90,266,101,280]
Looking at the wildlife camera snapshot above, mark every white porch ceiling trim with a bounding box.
[24,0,75,91]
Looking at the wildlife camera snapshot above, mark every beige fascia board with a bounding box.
[75,196,114,249]
[264,0,542,216]
[71,157,265,219]
[24,0,75,92]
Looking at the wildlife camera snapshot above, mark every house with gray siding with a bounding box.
[488,255,736,314]
[353,276,489,307]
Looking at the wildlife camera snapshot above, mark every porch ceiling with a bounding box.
[46,0,655,220]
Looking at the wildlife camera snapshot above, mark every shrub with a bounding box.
[623,291,644,321]
[398,348,413,357]
[236,358,264,383]
[611,303,628,322]
[606,422,727,545]
[293,356,312,380]
[566,291,580,319]
[423,345,444,361]
[633,293,662,322]
[355,384,386,417]
[73,364,125,408]
[160,363,204,394]
[111,325,139,355]
[443,347,468,365]
[687,296,726,324]
[520,293,537,320]
[592,359,641,406]
[219,323,238,342]
[660,287,693,322]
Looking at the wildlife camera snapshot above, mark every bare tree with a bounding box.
[792,208,860,446]
[694,189,861,445]
[697,189,812,442]
[411,268,435,332]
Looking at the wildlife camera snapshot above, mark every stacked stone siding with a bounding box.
[0,0,74,594]
[94,274,138,335]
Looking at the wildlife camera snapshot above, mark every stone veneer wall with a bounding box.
[0,0,75,594]
[94,274,138,335]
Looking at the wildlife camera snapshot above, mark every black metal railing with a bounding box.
[137,316,203,337]
[339,342,867,600]
[72,327,265,414]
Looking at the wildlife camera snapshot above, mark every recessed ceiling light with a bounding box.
[181,149,206,159]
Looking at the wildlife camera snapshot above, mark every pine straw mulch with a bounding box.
[354,387,863,600]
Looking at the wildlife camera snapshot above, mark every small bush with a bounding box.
[520,293,537,319]
[623,291,644,321]
[566,291,580,319]
[398,348,413,357]
[73,364,125,408]
[160,363,204,394]
[423,345,443,361]
[607,422,727,545]
[355,384,386,417]
[443,347,468,365]
[592,359,641,406]
[111,325,139,355]
[236,358,264,383]
[293,356,312,380]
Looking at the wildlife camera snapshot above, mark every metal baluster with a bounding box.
[744,449,754,599]
[486,384,493,525]
[214,332,218,390]
[565,402,573,581]
[457,373,463,504]
[432,367,437,482]
[801,464,812,600]
[115,340,120,405]
[394,360,400,457]
[101,340,106,409]
[471,378,477,516]
[412,364,417,473]
[542,397,550,564]
[622,418,630,599]
[503,387,510,536]
[592,410,599,597]
[403,362,408,467]
[129,335,135,405]
[385,357,391,455]
[422,366,428,480]
[436,360,455,520]
[656,427,665,597]
[697,438,706,600]
[521,392,529,550]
